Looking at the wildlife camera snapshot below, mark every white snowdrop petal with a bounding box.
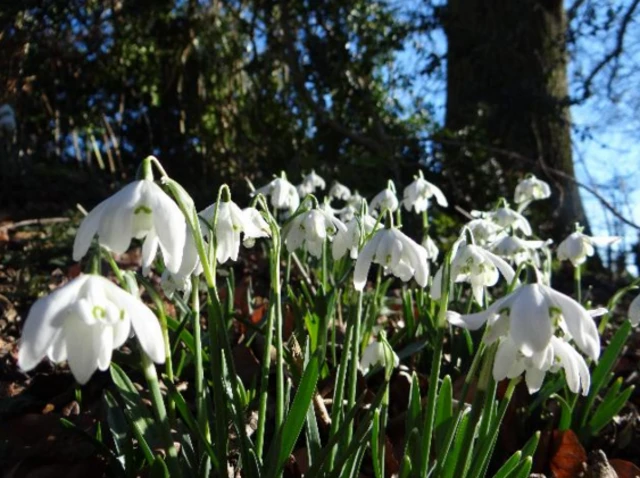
[141,229,160,275]
[629,294,640,326]
[107,282,165,364]
[73,200,110,261]
[47,333,67,363]
[509,285,553,356]
[493,338,518,381]
[589,236,621,247]
[98,204,135,255]
[552,338,581,394]
[18,276,88,371]
[354,233,382,291]
[524,367,546,394]
[63,317,102,385]
[97,325,114,371]
[149,182,186,273]
[544,287,600,360]
[481,249,516,285]
[430,183,448,207]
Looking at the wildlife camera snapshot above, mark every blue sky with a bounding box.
[387,4,639,273]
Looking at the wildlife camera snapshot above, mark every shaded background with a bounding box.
[1,0,638,272]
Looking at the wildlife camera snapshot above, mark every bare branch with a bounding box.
[277,1,390,157]
[574,0,640,104]
[567,0,589,22]
[431,136,640,230]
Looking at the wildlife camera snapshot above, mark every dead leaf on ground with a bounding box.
[550,429,587,478]
[610,458,640,478]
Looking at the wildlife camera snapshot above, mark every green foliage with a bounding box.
[2,0,434,205]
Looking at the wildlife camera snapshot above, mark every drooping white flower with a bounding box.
[491,206,532,236]
[303,170,326,191]
[493,335,591,395]
[557,230,620,267]
[297,182,314,198]
[160,227,202,297]
[200,201,270,264]
[318,200,339,218]
[354,227,429,290]
[337,191,367,221]
[448,282,601,361]
[422,236,439,261]
[490,235,550,266]
[241,207,271,248]
[347,191,366,209]
[18,274,165,384]
[466,218,503,245]
[329,181,351,201]
[628,293,640,326]
[73,179,186,275]
[254,174,300,213]
[284,208,346,258]
[402,171,448,213]
[332,214,379,260]
[370,188,399,214]
[431,238,516,306]
[514,174,551,205]
[360,340,400,374]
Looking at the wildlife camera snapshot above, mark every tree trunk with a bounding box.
[442,0,588,237]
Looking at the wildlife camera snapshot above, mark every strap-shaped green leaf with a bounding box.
[492,451,521,478]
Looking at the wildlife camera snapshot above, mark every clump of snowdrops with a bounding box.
[17,158,639,477]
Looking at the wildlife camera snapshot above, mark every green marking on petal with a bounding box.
[93,306,106,320]
[134,205,153,215]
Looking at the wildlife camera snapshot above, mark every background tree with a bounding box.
[440,0,586,237]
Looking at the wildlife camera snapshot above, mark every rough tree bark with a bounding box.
[442,0,589,237]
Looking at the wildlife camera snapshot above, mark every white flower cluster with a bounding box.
[17,161,617,401]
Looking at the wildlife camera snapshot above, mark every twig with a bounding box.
[0,217,71,232]
[432,137,640,230]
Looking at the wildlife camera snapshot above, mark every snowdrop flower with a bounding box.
[302,170,326,191]
[338,191,367,221]
[319,200,339,218]
[284,208,346,258]
[242,207,271,248]
[254,173,300,213]
[347,191,366,209]
[370,188,399,214]
[491,205,532,236]
[200,201,270,263]
[332,214,379,260]
[422,236,439,261]
[466,218,503,245]
[491,235,550,266]
[0,104,16,136]
[160,228,202,297]
[354,226,429,290]
[297,182,314,198]
[360,340,399,375]
[402,171,448,213]
[329,181,351,201]
[432,237,516,306]
[73,179,186,275]
[557,228,620,267]
[338,205,359,222]
[628,293,640,326]
[18,274,164,384]
[493,335,590,395]
[514,174,551,206]
[448,282,600,361]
